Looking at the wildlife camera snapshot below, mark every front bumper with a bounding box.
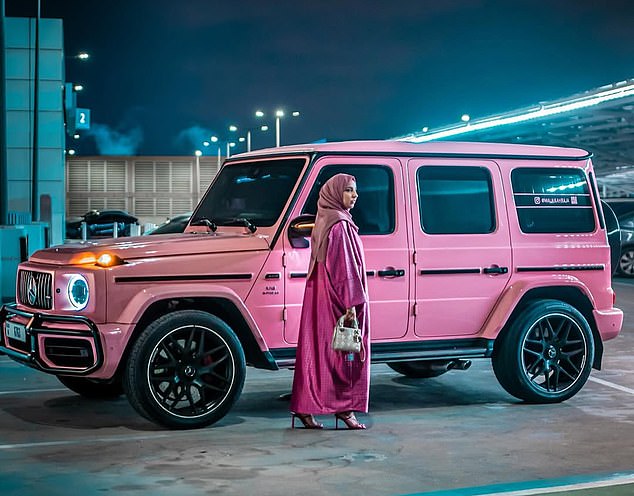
[0,303,104,375]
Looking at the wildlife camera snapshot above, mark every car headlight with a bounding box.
[67,274,89,310]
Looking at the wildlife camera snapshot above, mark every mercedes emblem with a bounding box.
[27,277,38,306]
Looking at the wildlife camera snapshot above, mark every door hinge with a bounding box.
[413,302,418,316]
[282,307,287,321]
[413,251,417,265]
[282,252,287,267]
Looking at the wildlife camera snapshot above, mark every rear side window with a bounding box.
[512,168,595,233]
[417,166,495,234]
[302,165,395,235]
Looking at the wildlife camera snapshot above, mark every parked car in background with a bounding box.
[66,210,138,239]
[617,212,634,277]
[146,212,192,235]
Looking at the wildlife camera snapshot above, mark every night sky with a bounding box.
[7,0,634,156]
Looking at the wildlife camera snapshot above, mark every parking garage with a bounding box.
[3,10,634,496]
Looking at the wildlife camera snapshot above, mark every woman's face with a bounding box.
[342,182,358,210]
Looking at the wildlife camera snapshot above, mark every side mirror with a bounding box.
[288,214,315,248]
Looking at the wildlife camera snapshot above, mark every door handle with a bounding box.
[378,268,405,277]
[483,266,508,274]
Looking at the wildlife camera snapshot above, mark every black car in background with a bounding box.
[603,200,634,278]
[146,212,192,235]
[617,212,634,277]
[66,210,139,239]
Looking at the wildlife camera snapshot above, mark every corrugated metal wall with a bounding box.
[66,156,221,224]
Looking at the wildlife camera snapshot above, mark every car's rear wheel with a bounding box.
[618,247,634,277]
[58,376,124,399]
[388,360,453,378]
[123,310,246,429]
[492,300,594,403]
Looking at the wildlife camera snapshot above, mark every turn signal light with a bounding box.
[96,253,125,267]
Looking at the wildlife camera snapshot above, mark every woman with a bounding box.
[290,173,370,430]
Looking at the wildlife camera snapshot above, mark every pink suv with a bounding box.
[0,141,623,429]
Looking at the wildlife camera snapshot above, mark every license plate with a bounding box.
[5,322,27,343]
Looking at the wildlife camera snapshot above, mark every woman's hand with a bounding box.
[344,307,357,326]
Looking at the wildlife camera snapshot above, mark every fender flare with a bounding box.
[480,274,596,340]
[112,283,268,352]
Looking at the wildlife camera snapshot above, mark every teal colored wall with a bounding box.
[1,17,66,302]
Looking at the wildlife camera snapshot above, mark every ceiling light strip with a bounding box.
[399,82,634,143]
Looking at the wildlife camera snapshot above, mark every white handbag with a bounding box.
[331,316,362,354]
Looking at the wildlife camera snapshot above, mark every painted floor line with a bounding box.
[477,475,634,495]
[407,472,634,496]
[0,388,67,396]
[588,376,634,395]
[0,430,203,450]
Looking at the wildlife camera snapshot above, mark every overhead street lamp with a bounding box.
[245,125,268,152]
[275,109,300,147]
[226,141,236,159]
[255,109,300,147]
[228,118,269,152]
[194,150,202,199]
[207,134,236,167]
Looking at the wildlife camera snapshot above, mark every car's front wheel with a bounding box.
[123,310,246,429]
[492,300,594,403]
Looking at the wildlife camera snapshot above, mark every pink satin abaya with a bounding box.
[290,174,370,415]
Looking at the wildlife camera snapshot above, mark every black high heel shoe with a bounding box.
[335,412,366,430]
[291,413,324,429]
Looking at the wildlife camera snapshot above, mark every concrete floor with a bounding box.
[1,280,634,496]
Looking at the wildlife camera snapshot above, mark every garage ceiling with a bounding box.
[397,79,634,197]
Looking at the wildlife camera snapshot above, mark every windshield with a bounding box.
[192,158,306,227]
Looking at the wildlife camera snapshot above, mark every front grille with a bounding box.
[18,270,53,310]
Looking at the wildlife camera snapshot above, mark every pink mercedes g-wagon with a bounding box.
[0,141,623,429]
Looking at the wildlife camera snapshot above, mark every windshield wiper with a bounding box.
[221,217,257,233]
[190,217,218,232]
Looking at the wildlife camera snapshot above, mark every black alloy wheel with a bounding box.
[618,247,634,277]
[492,300,594,403]
[123,310,246,429]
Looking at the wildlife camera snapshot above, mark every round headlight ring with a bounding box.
[67,274,90,310]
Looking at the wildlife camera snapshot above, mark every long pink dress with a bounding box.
[290,220,370,415]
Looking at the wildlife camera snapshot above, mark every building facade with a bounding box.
[66,155,221,225]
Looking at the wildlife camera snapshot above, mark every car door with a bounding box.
[283,156,412,344]
[407,159,512,338]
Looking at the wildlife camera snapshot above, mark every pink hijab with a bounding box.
[307,173,358,278]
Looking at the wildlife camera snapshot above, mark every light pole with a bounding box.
[194,150,202,200]
[245,125,268,152]
[226,141,236,158]
[210,136,220,167]
[275,110,283,147]
[264,109,300,147]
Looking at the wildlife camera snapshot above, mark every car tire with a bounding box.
[58,376,124,399]
[492,299,594,403]
[123,310,246,429]
[388,360,452,378]
[618,247,634,277]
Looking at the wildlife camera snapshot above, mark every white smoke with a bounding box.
[88,123,143,155]
[175,125,215,152]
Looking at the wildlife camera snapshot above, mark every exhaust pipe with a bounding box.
[447,359,472,371]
